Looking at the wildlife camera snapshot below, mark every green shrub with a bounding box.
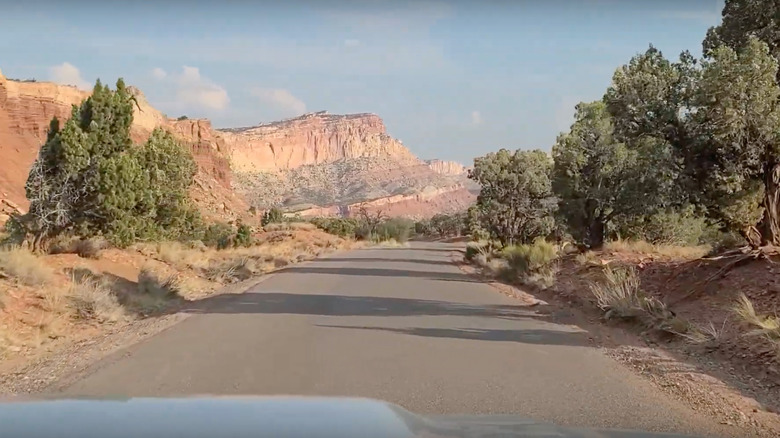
[498,239,558,288]
[701,229,747,254]
[465,241,488,261]
[614,207,713,246]
[261,208,284,226]
[310,217,358,238]
[374,218,413,243]
[1,215,25,247]
[501,239,558,276]
[354,223,372,241]
[234,221,254,247]
[203,222,235,250]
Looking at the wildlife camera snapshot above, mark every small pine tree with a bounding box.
[23,79,201,249]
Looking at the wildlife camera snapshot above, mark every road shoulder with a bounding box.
[453,250,780,438]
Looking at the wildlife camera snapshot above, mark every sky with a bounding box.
[0,0,723,165]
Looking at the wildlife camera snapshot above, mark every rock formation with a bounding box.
[226,112,476,218]
[0,71,474,223]
[222,111,418,172]
[425,159,468,176]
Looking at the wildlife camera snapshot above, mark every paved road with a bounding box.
[56,242,734,436]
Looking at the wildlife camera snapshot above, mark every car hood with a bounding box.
[0,396,700,438]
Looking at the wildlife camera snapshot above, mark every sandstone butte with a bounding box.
[0,70,475,223]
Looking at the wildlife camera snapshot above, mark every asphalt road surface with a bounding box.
[56,242,735,437]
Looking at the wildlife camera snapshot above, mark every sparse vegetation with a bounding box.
[575,250,601,266]
[234,221,254,247]
[68,276,124,322]
[261,207,284,226]
[74,238,107,259]
[310,217,359,238]
[129,267,182,314]
[678,320,729,345]
[372,218,413,243]
[603,239,710,260]
[499,239,559,288]
[203,222,235,249]
[734,294,780,356]
[264,222,316,232]
[0,246,54,285]
[465,241,489,262]
[587,266,682,333]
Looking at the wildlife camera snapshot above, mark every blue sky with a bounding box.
[0,0,723,164]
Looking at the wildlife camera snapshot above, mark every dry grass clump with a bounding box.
[677,320,729,345]
[588,265,685,333]
[74,238,107,259]
[464,241,491,262]
[126,266,182,315]
[734,294,780,357]
[575,250,602,266]
[373,238,408,248]
[68,276,124,322]
[48,236,107,259]
[499,240,559,289]
[604,239,709,260]
[263,222,316,232]
[133,241,211,270]
[204,257,267,283]
[0,246,54,285]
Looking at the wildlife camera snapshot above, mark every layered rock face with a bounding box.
[221,111,418,172]
[227,111,476,217]
[426,159,468,176]
[0,70,473,222]
[0,71,90,210]
[0,72,246,220]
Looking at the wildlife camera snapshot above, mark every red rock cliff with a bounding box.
[222,111,420,172]
[426,159,467,176]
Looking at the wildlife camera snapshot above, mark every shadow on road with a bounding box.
[181,292,543,320]
[385,247,460,253]
[316,324,590,347]
[277,266,479,283]
[313,257,455,266]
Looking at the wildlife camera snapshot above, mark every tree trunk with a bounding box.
[762,163,780,247]
[588,217,605,249]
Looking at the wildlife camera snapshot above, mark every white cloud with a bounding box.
[170,66,229,111]
[151,67,167,80]
[75,2,454,77]
[250,88,306,116]
[49,62,91,90]
[471,111,482,126]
